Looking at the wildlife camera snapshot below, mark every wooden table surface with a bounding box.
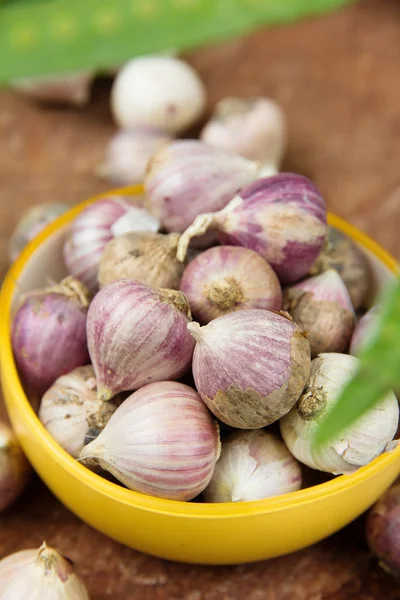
[1,0,400,597]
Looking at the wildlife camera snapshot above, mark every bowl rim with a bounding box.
[1,184,399,519]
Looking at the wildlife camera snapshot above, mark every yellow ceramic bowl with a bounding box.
[1,186,399,565]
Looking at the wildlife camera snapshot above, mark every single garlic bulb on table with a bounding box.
[97,128,173,185]
[201,96,286,172]
[0,542,89,599]
[280,353,399,475]
[11,70,94,106]
[111,56,206,134]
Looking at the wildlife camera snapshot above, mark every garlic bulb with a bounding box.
[87,279,195,400]
[280,353,399,475]
[309,226,371,310]
[11,70,94,106]
[0,542,89,599]
[80,381,220,501]
[200,96,286,170]
[8,202,69,263]
[0,422,30,513]
[63,196,160,293]
[177,173,327,284]
[12,277,90,394]
[203,430,301,503]
[97,128,172,185]
[284,269,355,356]
[145,140,270,235]
[189,309,311,429]
[180,245,282,324]
[350,306,380,356]
[39,366,119,458]
[111,56,206,134]
[98,231,184,290]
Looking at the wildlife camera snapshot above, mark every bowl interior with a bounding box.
[3,194,400,518]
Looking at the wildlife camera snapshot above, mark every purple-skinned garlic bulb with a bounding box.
[177,173,327,283]
[87,279,195,400]
[145,139,275,236]
[284,269,355,356]
[200,96,286,171]
[180,245,282,324]
[63,196,160,293]
[350,306,381,356]
[308,226,371,310]
[11,277,90,394]
[97,128,172,185]
[203,430,301,503]
[79,381,221,501]
[189,309,311,429]
[39,365,119,458]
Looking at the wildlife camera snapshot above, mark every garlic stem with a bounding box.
[187,321,204,343]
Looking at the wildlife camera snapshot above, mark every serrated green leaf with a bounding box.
[0,0,355,83]
[314,278,400,446]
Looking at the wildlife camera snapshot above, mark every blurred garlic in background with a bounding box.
[97,128,172,185]
[8,202,69,263]
[10,70,95,107]
[200,96,286,171]
[111,56,206,134]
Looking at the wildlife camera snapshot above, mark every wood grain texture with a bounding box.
[1,0,400,597]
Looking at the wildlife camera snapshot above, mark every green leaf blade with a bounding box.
[0,0,356,83]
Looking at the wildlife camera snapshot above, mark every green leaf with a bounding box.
[314,277,400,446]
[0,0,355,84]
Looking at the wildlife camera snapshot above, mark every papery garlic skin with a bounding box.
[200,96,286,170]
[309,226,371,310]
[11,70,94,106]
[63,196,159,293]
[111,56,206,134]
[11,277,90,394]
[98,128,172,185]
[39,365,118,458]
[0,422,30,513]
[180,246,282,324]
[177,173,327,284]
[87,279,195,400]
[80,381,220,501]
[98,231,184,290]
[280,353,399,475]
[145,140,264,234]
[203,430,301,503]
[350,306,380,356]
[8,202,69,263]
[189,309,311,429]
[0,542,89,600]
[284,269,355,356]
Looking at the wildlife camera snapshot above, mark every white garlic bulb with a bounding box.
[0,542,89,600]
[203,430,302,503]
[97,128,173,185]
[111,56,206,134]
[39,365,118,458]
[200,96,286,170]
[280,353,399,475]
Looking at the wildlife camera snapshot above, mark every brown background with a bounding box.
[1,0,400,597]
